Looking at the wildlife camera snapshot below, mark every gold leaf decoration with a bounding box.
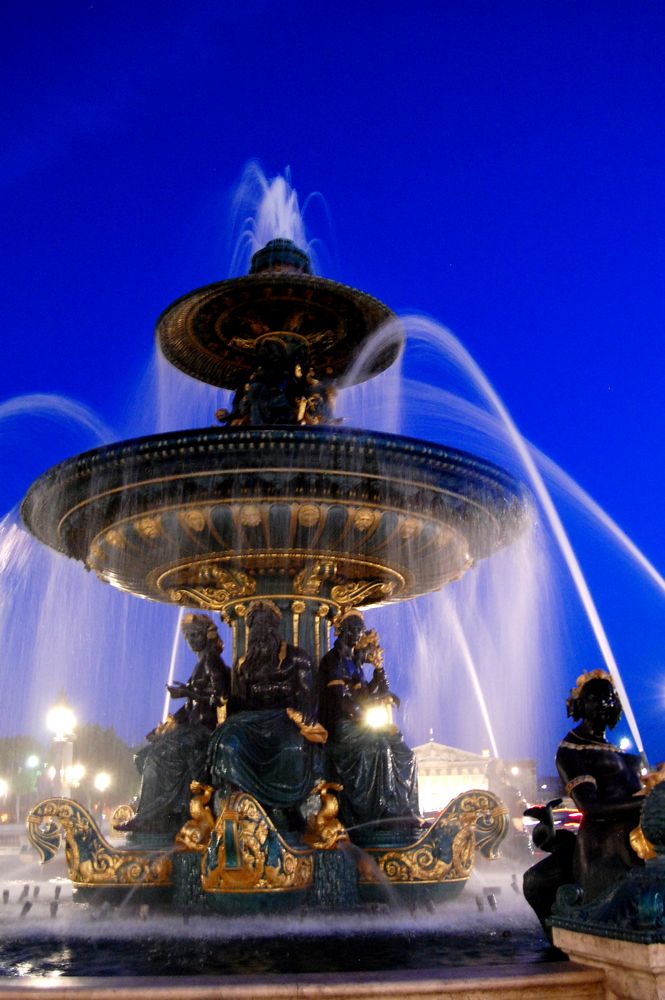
[135,516,161,539]
[330,580,396,607]
[26,798,172,887]
[202,791,313,893]
[179,509,207,532]
[105,528,125,549]
[240,505,262,527]
[298,504,321,527]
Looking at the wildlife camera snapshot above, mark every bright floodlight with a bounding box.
[619,737,632,751]
[0,779,8,799]
[46,700,76,740]
[365,702,393,730]
[94,771,111,793]
[25,754,40,769]
[510,766,520,776]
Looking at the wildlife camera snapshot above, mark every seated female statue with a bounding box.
[318,610,420,835]
[121,614,230,835]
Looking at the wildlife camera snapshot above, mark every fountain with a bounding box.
[6,180,660,998]
[20,231,526,916]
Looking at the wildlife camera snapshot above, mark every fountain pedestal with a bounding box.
[551,780,665,1000]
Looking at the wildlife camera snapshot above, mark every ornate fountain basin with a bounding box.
[21,425,529,618]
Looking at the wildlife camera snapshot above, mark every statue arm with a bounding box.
[569,781,642,821]
[557,748,643,821]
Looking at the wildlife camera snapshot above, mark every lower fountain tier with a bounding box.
[21,425,530,614]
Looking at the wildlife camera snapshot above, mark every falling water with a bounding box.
[228,162,317,275]
[341,313,650,759]
[161,607,185,724]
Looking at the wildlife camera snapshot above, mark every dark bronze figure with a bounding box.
[318,610,420,835]
[524,670,644,933]
[215,338,337,427]
[557,670,644,898]
[119,615,230,835]
[206,601,322,817]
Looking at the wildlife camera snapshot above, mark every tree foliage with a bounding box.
[72,724,139,803]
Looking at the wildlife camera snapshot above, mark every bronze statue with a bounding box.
[229,601,313,717]
[318,610,420,834]
[206,601,321,821]
[119,614,230,835]
[556,670,644,899]
[168,613,230,728]
[523,669,644,933]
[215,338,336,427]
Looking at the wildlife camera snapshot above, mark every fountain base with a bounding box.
[26,789,508,915]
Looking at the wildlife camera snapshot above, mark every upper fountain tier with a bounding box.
[156,238,403,394]
[21,240,531,624]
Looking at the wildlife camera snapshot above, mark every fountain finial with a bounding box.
[249,238,312,275]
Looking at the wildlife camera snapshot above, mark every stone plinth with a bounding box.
[554,927,665,1000]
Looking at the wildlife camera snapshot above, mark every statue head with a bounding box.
[566,670,622,729]
[181,613,222,654]
[334,609,365,647]
[246,600,282,638]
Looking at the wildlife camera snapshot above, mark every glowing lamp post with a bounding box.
[93,771,112,818]
[94,771,111,794]
[46,696,76,797]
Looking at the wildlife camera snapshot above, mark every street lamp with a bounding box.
[94,772,111,794]
[65,763,85,788]
[46,694,76,797]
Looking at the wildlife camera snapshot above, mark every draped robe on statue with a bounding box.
[318,644,419,830]
[207,640,320,810]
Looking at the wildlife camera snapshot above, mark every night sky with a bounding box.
[2,2,665,770]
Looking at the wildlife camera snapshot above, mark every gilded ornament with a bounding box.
[297,504,321,527]
[360,790,508,885]
[286,707,328,744]
[202,791,313,893]
[179,509,207,532]
[176,781,215,853]
[331,580,396,607]
[629,824,656,861]
[110,803,136,832]
[303,781,348,849]
[134,515,161,539]
[105,528,125,548]
[209,566,256,596]
[355,628,384,669]
[169,587,225,610]
[398,517,422,540]
[88,543,104,565]
[352,508,377,532]
[293,562,334,595]
[27,798,172,887]
[240,505,262,527]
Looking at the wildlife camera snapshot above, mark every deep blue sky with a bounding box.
[2,2,665,764]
